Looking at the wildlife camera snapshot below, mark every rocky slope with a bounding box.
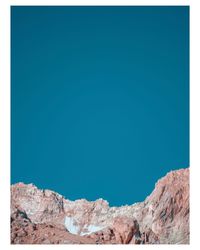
[11,168,189,244]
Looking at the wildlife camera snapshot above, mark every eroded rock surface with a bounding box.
[11,168,189,244]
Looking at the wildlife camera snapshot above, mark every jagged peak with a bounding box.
[11,168,189,244]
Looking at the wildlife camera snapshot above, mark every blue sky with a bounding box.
[11,6,189,206]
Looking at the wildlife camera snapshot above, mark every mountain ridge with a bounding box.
[11,168,189,244]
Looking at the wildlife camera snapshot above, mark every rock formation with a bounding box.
[11,168,189,244]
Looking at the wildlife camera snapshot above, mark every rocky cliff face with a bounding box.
[11,168,189,244]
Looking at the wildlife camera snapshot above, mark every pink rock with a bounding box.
[112,216,139,244]
[11,168,189,244]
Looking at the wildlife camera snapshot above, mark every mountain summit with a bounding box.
[11,168,189,244]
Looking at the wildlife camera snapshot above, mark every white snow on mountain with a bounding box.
[64,216,105,236]
[64,217,80,235]
[80,224,105,236]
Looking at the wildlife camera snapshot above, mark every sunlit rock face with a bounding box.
[11,168,189,244]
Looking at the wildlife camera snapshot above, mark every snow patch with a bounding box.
[64,217,80,235]
[64,216,105,236]
[80,224,105,236]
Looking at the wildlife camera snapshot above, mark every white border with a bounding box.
[1,0,199,249]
